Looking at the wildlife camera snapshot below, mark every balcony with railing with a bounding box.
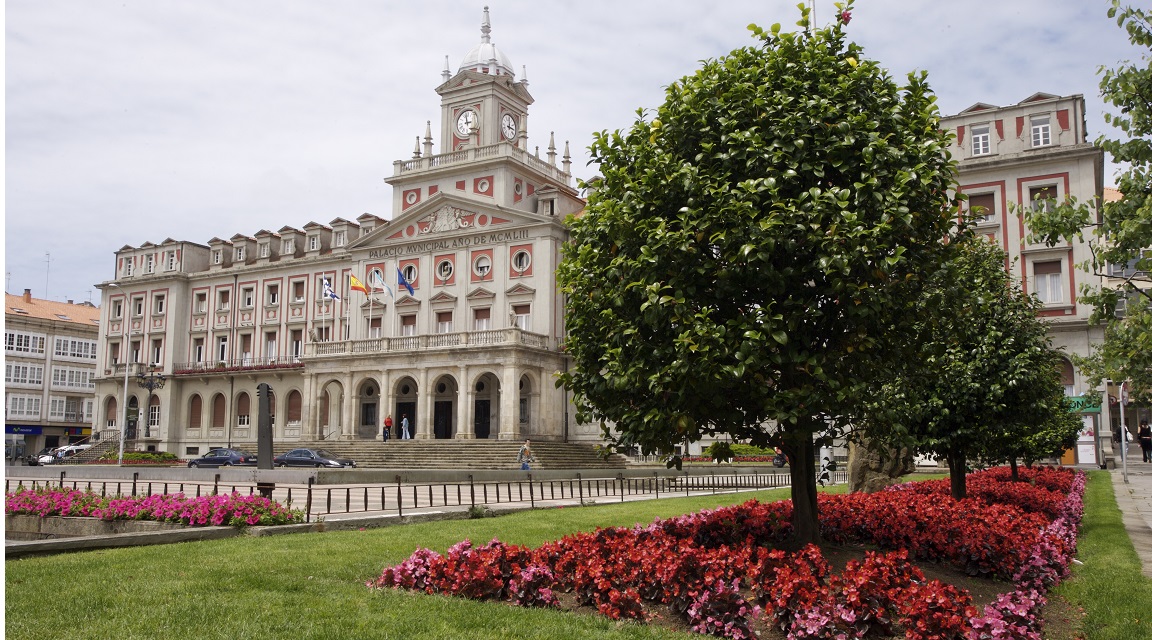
[172,355,305,376]
[394,141,571,185]
[308,327,557,358]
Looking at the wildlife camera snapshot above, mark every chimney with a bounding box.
[23,289,32,303]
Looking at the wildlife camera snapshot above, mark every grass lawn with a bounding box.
[5,471,1149,639]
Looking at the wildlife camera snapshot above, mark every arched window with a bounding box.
[237,392,251,427]
[105,396,118,428]
[211,393,226,429]
[287,390,303,423]
[189,394,202,429]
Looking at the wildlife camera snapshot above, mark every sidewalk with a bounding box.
[1111,443,1152,579]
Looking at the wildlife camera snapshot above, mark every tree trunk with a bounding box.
[1009,458,1019,481]
[785,432,820,548]
[946,448,967,499]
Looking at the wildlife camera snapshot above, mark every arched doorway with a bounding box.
[518,374,537,436]
[393,377,418,439]
[357,379,380,439]
[472,373,500,439]
[127,396,140,440]
[432,375,458,439]
[319,380,344,440]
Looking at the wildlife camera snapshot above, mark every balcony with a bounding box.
[307,327,556,358]
[172,356,304,376]
[393,142,571,185]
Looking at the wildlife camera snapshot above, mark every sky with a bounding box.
[4,1,1140,306]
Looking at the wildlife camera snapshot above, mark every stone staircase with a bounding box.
[57,438,118,465]
[229,440,629,470]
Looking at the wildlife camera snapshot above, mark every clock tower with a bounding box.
[436,6,532,151]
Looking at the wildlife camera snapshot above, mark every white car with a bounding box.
[38,444,92,465]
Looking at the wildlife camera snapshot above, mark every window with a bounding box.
[217,336,228,362]
[291,330,303,360]
[189,395,202,430]
[309,236,319,251]
[267,284,280,306]
[51,367,94,390]
[401,314,417,337]
[8,395,42,419]
[242,287,255,308]
[145,255,155,273]
[151,338,163,365]
[473,307,491,331]
[167,251,177,270]
[5,363,44,385]
[54,338,97,360]
[153,294,166,315]
[235,246,246,261]
[113,300,123,319]
[282,239,295,254]
[314,326,331,342]
[1031,115,1051,147]
[110,342,122,365]
[217,289,231,311]
[6,331,46,355]
[132,296,145,317]
[259,243,269,258]
[1034,261,1063,304]
[967,193,996,224]
[292,281,306,302]
[131,340,141,364]
[512,250,531,273]
[1029,185,1057,213]
[240,334,252,363]
[971,124,990,156]
[437,260,454,282]
[125,260,134,277]
[402,264,418,286]
[436,311,453,333]
[148,397,160,430]
[237,393,251,427]
[212,250,222,265]
[194,292,207,314]
[193,338,205,363]
[265,331,278,360]
[474,255,492,277]
[512,304,531,330]
[334,231,346,247]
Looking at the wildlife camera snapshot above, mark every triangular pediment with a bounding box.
[349,192,552,252]
[1019,92,1059,105]
[429,291,457,304]
[958,102,998,115]
[467,287,496,299]
[358,298,388,312]
[506,283,536,296]
[394,295,421,307]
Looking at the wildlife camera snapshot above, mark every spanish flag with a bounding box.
[349,273,369,294]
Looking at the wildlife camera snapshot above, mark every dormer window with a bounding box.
[334,231,346,247]
[145,255,155,273]
[166,251,177,270]
[124,260,134,277]
[282,239,295,254]
[971,124,990,156]
[1031,115,1051,148]
[259,243,269,258]
[309,236,319,251]
[212,250,222,265]
[235,246,246,261]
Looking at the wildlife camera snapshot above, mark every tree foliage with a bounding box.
[557,2,959,544]
[873,237,1078,497]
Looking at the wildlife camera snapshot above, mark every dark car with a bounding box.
[273,448,356,468]
[27,447,56,467]
[187,448,257,468]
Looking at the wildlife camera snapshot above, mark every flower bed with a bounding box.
[5,487,304,527]
[369,466,1085,639]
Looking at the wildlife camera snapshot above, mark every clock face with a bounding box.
[456,110,476,136]
[501,113,517,140]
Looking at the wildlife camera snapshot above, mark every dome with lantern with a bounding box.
[457,6,515,77]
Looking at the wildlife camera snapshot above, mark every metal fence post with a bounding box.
[305,477,314,523]
[469,475,475,509]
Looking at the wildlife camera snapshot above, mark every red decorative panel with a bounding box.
[513,178,524,204]
[956,125,965,146]
[473,176,495,197]
[1056,109,1070,131]
[402,188,421,211]
[527,184,535,196]
[509,243,533,277]
[456,180,466,191]
[399,258,420,290]
[1015,116,1024,138]
[429,185,439,195]
[994,119,1004,140]
[433,253,456,286]
[470,249,494,283]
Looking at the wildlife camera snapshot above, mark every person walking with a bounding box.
[383,415,393,441]
[818,456,832,487]
[517,439,534,470]
[401,414,411,439]
[1138,420,1152,463]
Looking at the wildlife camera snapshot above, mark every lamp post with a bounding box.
[136,364,166,440]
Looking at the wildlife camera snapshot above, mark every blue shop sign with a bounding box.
[5,426,44,435]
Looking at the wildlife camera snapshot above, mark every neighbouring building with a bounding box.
[91,8,597,459]
[941,92,1137,465]
[5,289,101,456]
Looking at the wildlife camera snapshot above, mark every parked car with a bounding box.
[28,447,56,466]
[187,448,258,468]
[273,448,356,468]
[36,444,92,465]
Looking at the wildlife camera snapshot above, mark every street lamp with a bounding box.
[136,364,166,440]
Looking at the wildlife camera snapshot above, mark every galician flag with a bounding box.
[349,274,369,294]
[372,270,394,299]
[322,277,340,301]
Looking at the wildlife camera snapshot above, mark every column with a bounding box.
[417,367,432,439]
[341,372,355,439]
[498,364,519,440]
[458,364,475,439]
[377,369,392,440]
